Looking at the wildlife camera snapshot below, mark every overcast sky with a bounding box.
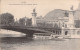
[0,0,80,20]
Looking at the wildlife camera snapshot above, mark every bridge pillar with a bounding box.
[26,31,34,38]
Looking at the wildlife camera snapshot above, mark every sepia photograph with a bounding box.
[0,0,80,50]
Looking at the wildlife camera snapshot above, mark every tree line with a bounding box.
[0,13,32,27]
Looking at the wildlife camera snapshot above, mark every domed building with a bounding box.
[36,4,80,28]
[36,9,69,28]
[33,4,80,38]
[44,9,69,28]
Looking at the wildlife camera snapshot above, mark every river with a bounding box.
[0,37,80,50]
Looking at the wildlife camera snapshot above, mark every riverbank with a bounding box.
[0,29,26,37]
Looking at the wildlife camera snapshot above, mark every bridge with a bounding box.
[0,26,61,38]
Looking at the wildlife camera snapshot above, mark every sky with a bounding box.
[0,0,80,20]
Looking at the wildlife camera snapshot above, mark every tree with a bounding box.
[26,18,32,26]
[0,13,14,26]
[19,17,32,26]
[19,18,25,26]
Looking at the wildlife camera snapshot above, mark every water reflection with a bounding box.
[0,37,33,44]
[0,37,80,50]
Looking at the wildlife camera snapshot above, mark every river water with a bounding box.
[0,37,80,50]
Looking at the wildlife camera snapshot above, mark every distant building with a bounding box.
[36,10,69,28]
[34,4,80,38]
[35,3,80,28]
[75,20,80,28]
[61,6,80,38]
